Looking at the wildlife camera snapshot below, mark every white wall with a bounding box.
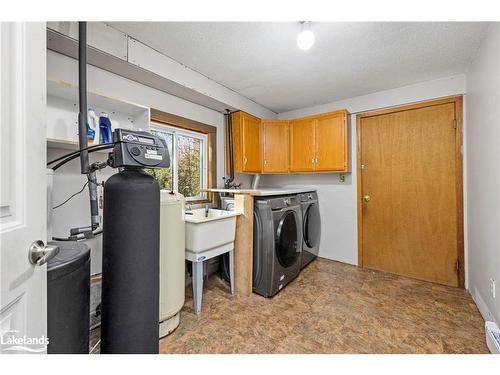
[465,24,500,324]
[47,50,229,274]
[262,75,466,265]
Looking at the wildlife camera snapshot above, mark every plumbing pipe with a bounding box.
[224,109,235,189]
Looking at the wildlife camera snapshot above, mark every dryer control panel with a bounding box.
[299,192,318,202]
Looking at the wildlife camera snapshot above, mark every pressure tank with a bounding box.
[159,191,185,338]
[101,168,160,354]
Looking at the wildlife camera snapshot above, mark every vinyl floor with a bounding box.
[159,258,488,354]
[90,258,488,354]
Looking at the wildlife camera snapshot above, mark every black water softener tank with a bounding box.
[47,241,90,354]
[100,168,160,354]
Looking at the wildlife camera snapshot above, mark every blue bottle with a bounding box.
[99,112,113,144]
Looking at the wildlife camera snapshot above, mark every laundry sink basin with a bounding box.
[185,209,241,261]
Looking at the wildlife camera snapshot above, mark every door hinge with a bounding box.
[453,119,457,130]
[455,259,460,273]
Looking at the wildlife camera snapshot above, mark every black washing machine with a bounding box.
[253,194,302,297]
[299,191,321,268]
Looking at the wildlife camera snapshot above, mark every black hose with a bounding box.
[52,181,89,209]
[52,228,103,242]
[47,143,113,166]
[51,144,114,171]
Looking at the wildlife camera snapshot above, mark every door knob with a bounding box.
[28,240,59,266]
[363,195,371,203]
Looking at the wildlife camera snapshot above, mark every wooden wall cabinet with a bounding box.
[228,111,262,173]
[227,110,350,175]
[315,111,349,171]
[290,110,349,173]
[290,117,316,172]
[262,120,290,173]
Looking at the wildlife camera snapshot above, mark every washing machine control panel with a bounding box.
[270,195,299,210]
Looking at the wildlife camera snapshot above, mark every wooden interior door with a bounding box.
[241,113,261,172]
[315,112,346,171]
[290,118,315,172]
[262,120,289,173]
[358,97,463,287]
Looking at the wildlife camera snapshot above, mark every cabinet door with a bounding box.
[262,120,289,173]
[315,112,347,171]
[290,118,316,172]
[241,113,262,173]
[227,112,243,173]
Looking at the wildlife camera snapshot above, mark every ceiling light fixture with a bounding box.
[297,21,315,51]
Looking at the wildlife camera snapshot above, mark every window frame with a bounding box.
[150,108,217,206]
[150,122,208,202]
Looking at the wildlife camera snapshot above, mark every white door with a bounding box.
[1,22,49,353]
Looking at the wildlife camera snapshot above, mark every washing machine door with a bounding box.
[275,210,300,268]
[304,203,321,249]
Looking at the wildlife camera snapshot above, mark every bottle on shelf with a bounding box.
[99,112,113,144]
[87,108,100,145]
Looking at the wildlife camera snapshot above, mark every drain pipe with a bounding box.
[224,109,235,189]
[78,22,90,175]
[78,22,100,231]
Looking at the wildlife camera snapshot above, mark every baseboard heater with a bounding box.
[485,321,500,354]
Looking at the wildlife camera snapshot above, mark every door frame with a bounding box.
[356,96,464,287]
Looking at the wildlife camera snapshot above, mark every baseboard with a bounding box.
[472,287,498,325]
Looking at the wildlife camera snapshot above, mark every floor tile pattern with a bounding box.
[158,259,488,354]
[89,259,488,354]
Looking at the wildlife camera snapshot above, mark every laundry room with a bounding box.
[2,1,500,372]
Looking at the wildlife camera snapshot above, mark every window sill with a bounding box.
[185,198,211,205]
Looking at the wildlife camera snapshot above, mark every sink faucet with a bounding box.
[185,203,193,215]
[205,204,209,218]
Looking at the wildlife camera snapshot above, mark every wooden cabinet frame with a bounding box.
[226,109,351,175]
[289,110,350,173]
[226,111,262,174]
[262,120,290,174]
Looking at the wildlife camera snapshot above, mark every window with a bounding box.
[149,123,208,201]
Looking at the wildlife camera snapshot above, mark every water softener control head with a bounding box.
[108,129,171,169]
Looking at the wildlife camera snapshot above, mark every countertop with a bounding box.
[202,187,316,196]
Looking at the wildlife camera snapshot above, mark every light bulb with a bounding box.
[297,27,315,51]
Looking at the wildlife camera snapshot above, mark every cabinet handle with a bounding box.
[244,157,248,164]
[311,158,315,164]
[315,158,318,164]
[264,160,267,165]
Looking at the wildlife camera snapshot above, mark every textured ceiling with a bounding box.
[108,22,490,113]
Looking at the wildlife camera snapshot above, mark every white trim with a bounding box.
[472,287,498,326]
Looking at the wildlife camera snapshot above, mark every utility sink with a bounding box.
[185,208,241,315]
[185,209,241,262]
